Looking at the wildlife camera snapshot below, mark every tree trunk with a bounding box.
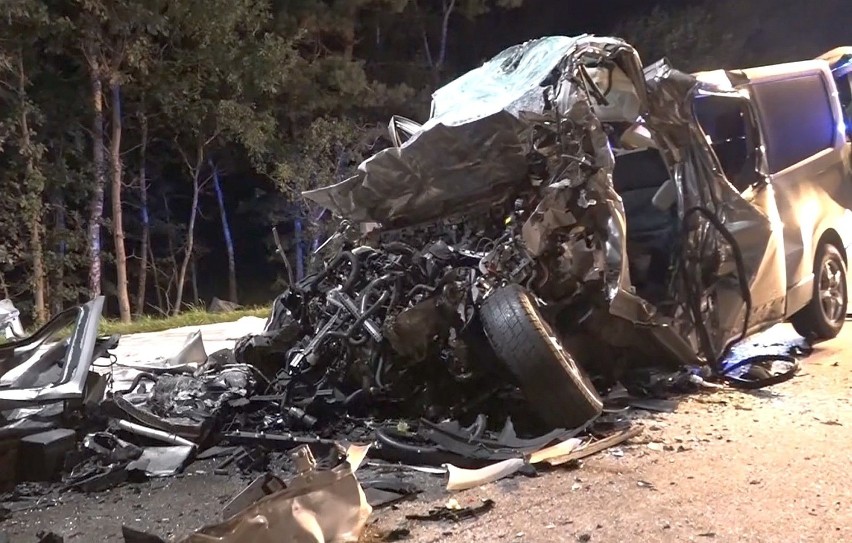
[172,140,204,316]
[149,242,165,314]
[437,0,456,71]
[135,110,150,318]
[109,81,131,323]
[87,68,106,298]
[17,52,47,324]
[50,190,67,316]
[163,192,177,306]
[210,160,237,303]
[191,257,199,306]
[28,213,46,324]
[0,272,9,300]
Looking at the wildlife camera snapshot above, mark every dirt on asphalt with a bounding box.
[2,323,851,543]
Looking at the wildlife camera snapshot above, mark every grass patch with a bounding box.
[99,306,270,336]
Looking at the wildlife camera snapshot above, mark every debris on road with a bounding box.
[445,458,527,492]
[178,445,371,543]
[0,299,24,340]
[405,498,495,522]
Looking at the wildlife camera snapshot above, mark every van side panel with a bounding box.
[745,65,852,318]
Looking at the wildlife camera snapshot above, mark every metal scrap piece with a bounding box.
[0,297,106,409]
[127,446,194,477]
[178,450,371,543]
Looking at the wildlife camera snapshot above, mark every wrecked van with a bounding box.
[292,36,851,429]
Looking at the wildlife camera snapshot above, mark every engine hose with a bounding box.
[359,274,396,312]
[407,283,435,300]
[349,333,370,346]
[373,428,482,468]
[327,291,389,346]
[117,372,158,394]
[348,291,389,340]
[327,328,371,346]
[272,226,296,287]
[307,251,360,293]
[372,350,385,389]
[682,205,752,368]
[344,388,365,407]
[383,241,416,256]
[387,277,401,310]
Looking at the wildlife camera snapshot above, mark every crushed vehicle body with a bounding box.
[0,297,109,411]
[265,35,852,429]
[0,297,118,446]
[0,299,24,340]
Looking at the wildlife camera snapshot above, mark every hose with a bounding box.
[719,354,798,390]
[359,274,397,312]
[383,241,416,256]
[117,372,158,394]
[272,226,295,287]
[307,251,360,293]
[373,350,385,389]
[681,205,752,367]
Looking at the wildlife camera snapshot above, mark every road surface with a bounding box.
[1,322,850,542]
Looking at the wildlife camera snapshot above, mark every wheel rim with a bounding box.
[818,257,846,325]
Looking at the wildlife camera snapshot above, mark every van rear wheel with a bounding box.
[791,243,847,340]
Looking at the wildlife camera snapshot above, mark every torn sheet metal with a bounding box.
[0,297,106,409]
[115,330,208,376]
[112,364,255,443]
[0,299,24,339]
[221,473,286,520]
[345,443,371,472]
[178,447,371,543]
[127,446,194,477]
[303,36,645,230]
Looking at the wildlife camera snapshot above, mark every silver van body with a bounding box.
[694,59,852,322]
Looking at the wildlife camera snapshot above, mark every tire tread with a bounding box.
[480,284,603,428]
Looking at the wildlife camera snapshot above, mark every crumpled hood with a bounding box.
[302,35,648,229]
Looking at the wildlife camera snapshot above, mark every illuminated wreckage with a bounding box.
[237,35,802,430]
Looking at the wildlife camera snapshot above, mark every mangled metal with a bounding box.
[177,445,372,543]
[0,297,106,409]
[302,34,851,390]
[0,299,24,340]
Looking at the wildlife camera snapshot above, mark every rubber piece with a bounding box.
[479,284,603,429]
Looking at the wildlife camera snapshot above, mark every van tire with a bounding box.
[479,284,603,429]
[791,243,847,340]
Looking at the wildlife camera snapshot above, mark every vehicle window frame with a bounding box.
[748,73,836,174]
[692,93,765,194]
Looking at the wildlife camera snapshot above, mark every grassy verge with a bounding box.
[99,306,270,336]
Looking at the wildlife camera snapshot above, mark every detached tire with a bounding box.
[480,284,603,429]
[791,243,848,340]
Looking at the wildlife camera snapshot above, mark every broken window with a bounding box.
[693,95,761,193]
[749,74,836,174]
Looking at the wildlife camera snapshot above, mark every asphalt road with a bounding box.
[2,322,850,542]
[371,322,852,543]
